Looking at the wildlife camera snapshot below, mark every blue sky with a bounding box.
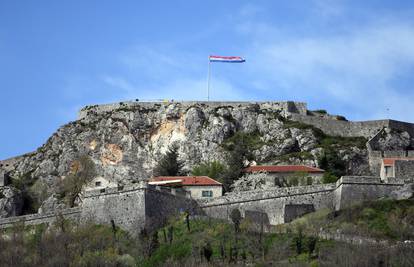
[1,0,414,159]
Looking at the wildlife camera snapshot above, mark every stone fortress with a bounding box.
[1,100,414,234]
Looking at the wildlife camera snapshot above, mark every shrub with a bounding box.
[313,109,327,114]
[59,155,96,207]
[191,161,226,181]
[322,172,339,184]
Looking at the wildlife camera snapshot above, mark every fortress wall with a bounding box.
[199,184,336,225]
[394,161,414,183]
[81,185,146,235]
[145,187,200,230]
[289,114,390,138]
[0,207,81,229]
[334,176,403,210]
[78,101,308,120]
[201,177,404,225]
[383,151,408,157]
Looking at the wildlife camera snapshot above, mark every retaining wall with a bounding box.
[200,176,404,225]
[0,207,81,229]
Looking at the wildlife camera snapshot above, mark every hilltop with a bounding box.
[1,100,414,218]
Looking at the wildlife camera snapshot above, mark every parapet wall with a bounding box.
[81,184,198,234]
[200,176,404,225]
[0,207,81,229]
[0,176,406,232]
[199,184,336,225]
[78,100,308,120]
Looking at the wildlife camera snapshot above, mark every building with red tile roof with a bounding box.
[149,176,222,199]
[243,165,325,187]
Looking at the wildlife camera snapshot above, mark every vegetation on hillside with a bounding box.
[287,199,414,241]
[58,155,96,207]
[153,144,184,177]
[191,161,226,181]
[2,201,414,267]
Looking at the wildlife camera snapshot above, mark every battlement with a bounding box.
[78,100,308,120]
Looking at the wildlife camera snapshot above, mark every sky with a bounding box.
[1,0,414,159]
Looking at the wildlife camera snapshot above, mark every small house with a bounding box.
[84,176,118,192]
[149,176,223,199]
[243,165,325,187]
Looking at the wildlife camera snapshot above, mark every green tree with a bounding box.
[191,161,226,180]
[318,148,346,178]
[221,132,254,191]
[153,145,184,176]
[59,155,96,207]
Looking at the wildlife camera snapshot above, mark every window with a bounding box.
[385,166,393,177]
[95,181,102,187]
[202,190,213,197]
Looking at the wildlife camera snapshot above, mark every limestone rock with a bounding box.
[38,194,68,214]
[231,172,274,192]
[0,102,385,216]
[0,186,23,217]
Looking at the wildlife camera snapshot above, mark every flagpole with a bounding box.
[207,58,211,101]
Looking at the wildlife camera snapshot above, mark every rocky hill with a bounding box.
[1,100,413,218]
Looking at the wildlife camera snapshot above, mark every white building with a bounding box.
[149,176,223,199]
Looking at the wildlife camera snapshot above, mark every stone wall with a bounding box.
[199,184,336,225]
[284,204,315,223]
[200,176,405,225]
[289,114,414,139]
[334,176,403,210]
[0,207,81,229]
[0,176,407,232]
[394,161,414,183]
[145,187,201,230]
[81,185,146,235]
[81,184,199,234]
[78,101,308,120]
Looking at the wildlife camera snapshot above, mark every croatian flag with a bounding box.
[209,55,246,63]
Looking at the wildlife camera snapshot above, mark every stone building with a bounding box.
[149,176,223,199]
[84,176,118,192]
[380,158,414,183]
[244,165,325,186]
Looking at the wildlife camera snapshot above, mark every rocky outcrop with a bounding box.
[0,186,23,217]
[0,101,410,218]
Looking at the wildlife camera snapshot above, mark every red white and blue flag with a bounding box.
[209,55,245,63]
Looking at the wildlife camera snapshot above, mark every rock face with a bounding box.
[0,101,410,218]
[0,186,23,217]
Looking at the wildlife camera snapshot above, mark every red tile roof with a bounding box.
[150,176,222,186]
[383,158,414,166]
[244,165,324,173]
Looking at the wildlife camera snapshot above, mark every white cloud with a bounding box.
[243,20,414,121]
